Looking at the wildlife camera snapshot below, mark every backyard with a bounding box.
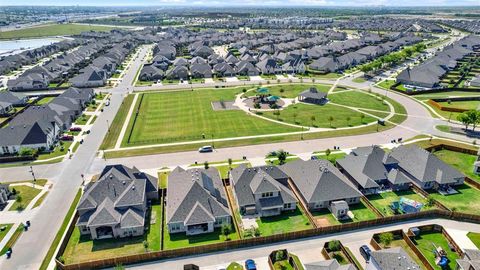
[367,190,433,217]
[467,232,480,249]
[382,238,428,269]
[428,184,480,214]
[311,200,377,226]
[255,207,313,236]
[61,203,162,264]
[163,225,239,250]
[121,88,302,146]
[434,149,480,184]
[412,231,460,270]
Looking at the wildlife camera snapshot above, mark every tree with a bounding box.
[325,148,331,158]
[143,240,149,252]
[277,150,288,165]
[360,113,366,124]
[311,115,316,127]
[204,161,209,169]
[221,224,232,240]
[16,194,22,204]
[346,116,351,126]
[426,196,435,207]
[466,110,480,131]
[328,116,334,128]
[379,232,394,247]
[457,113,472,130]
[328,240,341,252]
[228,158,233,170]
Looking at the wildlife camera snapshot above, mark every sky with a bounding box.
[2,0,480,6]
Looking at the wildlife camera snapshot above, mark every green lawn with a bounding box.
[413,231,460,270]
[262,103,377,128]
[32,192,48,209]
[0,224,24,255]
[256,207,313,236]
[428,184,480,214]
[437,100,480,111]
[377,80,396,90]
[62,203,161,264]
[311,201,377,225]
[414,91,480,101]
[328,91,390,111]
[352,77,367,83]
[0,23,117,39]
[100,95,134,149]
[367,190,432,217]
[158,171,169,189]
[245,84,331,98]
[311,152,347,165]
[36,141,72,161]
[434,149,480,184]
[9,185,41,211]
[0,224,14,243]
[36,96,55,105]
[74,114,92,125]
[467,232,480,249]
[163,225,238,250]
[122,89,302,146]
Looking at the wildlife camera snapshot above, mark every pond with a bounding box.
[0,37,65,56]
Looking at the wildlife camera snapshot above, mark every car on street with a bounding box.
[245,259,256,270]
[198,145,213,153]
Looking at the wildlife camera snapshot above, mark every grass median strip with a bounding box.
[100,95,134,150]
[0,224,25,255]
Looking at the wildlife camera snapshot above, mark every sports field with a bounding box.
[121,88,303,146]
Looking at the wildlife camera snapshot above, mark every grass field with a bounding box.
[437,100,480,111]
[122,89,302,146]
[0,224,24,255]
[413,91,480,101]
[0,224,13,243]
[328,91,390,111]
[62,203,161,264]
[100,95,134,149]
[36,96,55,105]
[32,192,49,209]
[245,84,331,98]
[413,231,459,270]
[9,185,41,211]
[434,149,480,184]
[428,184,480,214]
[0,24,117,40]
[467,232,480,249]
[255,207,313,236]
[367,190,432,217]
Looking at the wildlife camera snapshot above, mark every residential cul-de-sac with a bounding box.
[0,4,480,270]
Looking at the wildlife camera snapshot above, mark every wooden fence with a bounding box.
[361,196,384,218]
[287,179,317,228]
[427,99,471,113]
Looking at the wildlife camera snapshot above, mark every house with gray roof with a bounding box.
[281,159,362,211]
[309,57,338,73]
[190,63,213,78]
[366,247,420,270]
[305,259,355,270]
[0,184,10,207]
[139,64,165,81]
[230,164,297,217]
[298,87,328,105]
[390,145,464,191]
[166,167,231,236]
[337,146,411,195]
[456,249,480,270]
[0,91,27,115]
[76,164,158,240]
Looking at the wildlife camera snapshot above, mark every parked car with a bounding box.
[198,145,213,153]
[359,245,372,260]
[245,259,256,270]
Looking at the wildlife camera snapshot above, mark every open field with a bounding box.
[434,149,480,184]
[328,91,390,111]
[0,23,118,40]
[412,231,459,270]
[121,89,302,147]
[367,190,433,217]
[100,95,134,149]
[62,203,161,264]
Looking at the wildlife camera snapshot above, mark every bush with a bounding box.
[328,240,341,252]
[379,232,394,247]
[19,147,34,157]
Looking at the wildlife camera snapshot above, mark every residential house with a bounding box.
[309,57,338,73]
[166,167,231,235]
[305,260,355,270]
[366,247,420,270]
[213,62,236,77]
[0,184,10,206]
[0,91,27,115]
[256,59,280,75]
[166,66,189,80]
[190,63,213,78]
[390,145,465,190]
[337,146,412,195]
[230,164,297,217]
[281,159,362,212]
[139,64,165,81]
[76,164,159,239]
[236,61,260,76]
[456,249,480,270]
[70,66,107,88]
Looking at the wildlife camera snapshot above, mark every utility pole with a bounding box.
[29,166,36,186]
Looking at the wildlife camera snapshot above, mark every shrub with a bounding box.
[328,240,341,252]
[379,232,394,247]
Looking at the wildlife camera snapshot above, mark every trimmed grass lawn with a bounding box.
[62,203,161,264]
[100,94,134,149]
[414,91,480,101]
[36,141,72,161]
[256,207,313,236]
[0,179,47,186]
[262,103,377,128]
[437,100,480,111]
[0,224,24,255]
[158,171,169,189]
[36,96,55,105]
[352,77,367,83]
[122,89,302,146]
[413,231,460,270]
[0,23,117,39]
[434,149,480,184]
[74,114,91,125]
[245,84,331,98]
[328,91,390,111]
[367,190,432,217]
[428,184,480,214]
[311,152,347,165]
[0,224,14,243]
[377,80,396,90]
[385,239,428,269]
[9,185,41,211]
[163,226,238,250]
[32,192,48,209]
[311,201,378,226]
[467,232,480,249]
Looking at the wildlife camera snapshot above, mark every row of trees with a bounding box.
[360,43,426,75]
[457,110,480,131]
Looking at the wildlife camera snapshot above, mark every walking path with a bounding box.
[114,93,139,149]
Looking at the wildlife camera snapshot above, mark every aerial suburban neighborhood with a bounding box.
[1,3,480,270]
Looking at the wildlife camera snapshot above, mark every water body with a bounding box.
[0,37,65,56]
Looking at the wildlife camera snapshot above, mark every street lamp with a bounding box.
[211,134,214,148]
[106,119,110,132]
[29,166,36,186]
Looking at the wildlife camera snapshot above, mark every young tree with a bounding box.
[228,158,233,170]
[466,110,480,131]
[325,148,331,158]
[360,113,366,124]
[311,115,316,127]
[328,116,334,128]
[293,112,298,124]
[346,116,351,126]
[143,240,149,252]
[221,224,232,240]
[204,161,209,169]
[379,232,394,247]
[457,113,471,130]
[277,150,288,165]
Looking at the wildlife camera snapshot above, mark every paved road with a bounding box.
[126,218,480,270]
[0,45,150,269]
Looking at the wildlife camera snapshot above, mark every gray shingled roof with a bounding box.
[390,145,464,184]
[370,247,420,270]
[305,259,355,270]
[166,167,230,224]
[281,159,362,204]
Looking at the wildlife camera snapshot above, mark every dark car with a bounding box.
[245,259,256,270]
[359,245,372,260]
